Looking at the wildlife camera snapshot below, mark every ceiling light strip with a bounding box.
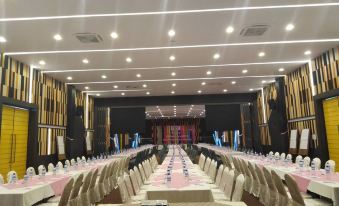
[5,39,339,55]
[67,75,285,85]
[1,3,339,22]
[43,60,308,73]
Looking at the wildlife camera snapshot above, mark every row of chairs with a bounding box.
[197,154,246,204]
[232,156,331,206]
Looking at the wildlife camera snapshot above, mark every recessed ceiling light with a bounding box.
[67,76,73,80]
[304,50,311,55]
[126,57,132,63]
[39,60,46,65]
[172,83,176,87]
[223,89,228,92]
[136,74,141,78]
[171,72,176,76]
[113,85,118,89]
[169,55,175,61]
[258,52,266,57]
[0,36,7,43]
[121,92,125,96]
[53,34,62,41]
[168,29,175,37]
[249,88,254,91]
[231,81,236,84]
[146,92,150,95]
[84,86,89,90]
[197,90,202,94]
[206,71,212,75]
[285,24,295,31]
[201,82,206,86]
[101,75,107,79]
[110,32,119,39]
[82,58,89,64]
[226,26,234,34]
[171,91,175,94]
[142,84,147,88]
[96,94,100,96]
[242,69,248,74]
[213,53,220,60]
[278,68,285,72]
[174,105,176,108]
[262,80,267,83]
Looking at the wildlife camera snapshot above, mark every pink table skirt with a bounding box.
[291,171,339,193]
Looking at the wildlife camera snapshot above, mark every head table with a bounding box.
[0,145,154,206]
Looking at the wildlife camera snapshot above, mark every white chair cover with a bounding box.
[231,174,245,202]
[240,160,252,193]
[198,154,206,171]
[218,167,229,191]
[68,173,83,206]
[134,166,143,188]
[26,167,36,175]
[263,167,278,206]
[204,158,212,174]
[224,170,235,200]
[78,171,92,206]
[272,170,290,206]
[138,164,146,183]
[248,162,260,197]
[130,169,140,194]
[312,158,321,170]
[88,169,99,204]
[48,163,54,173]
[215,165,224,187]
[255,164,269,205]
[208,160,217,182]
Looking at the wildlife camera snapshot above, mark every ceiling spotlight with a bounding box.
[174,105,176,108]
[304,50,311,55]
[82,58,89,64]
[84,86,89,90]
[231,81,236,84]
[249,88,254,91]
[223,89,228,92]
[168,29,176,37]
[110,32,119,39]
[39,60,46,65]
[201,82,206,86]
[101,75,107,79]
[206,71,212,75]
[242,69,248,74]
[262,80,267,83]
[285,24,295,31]
[96,94,100,97]
[121,92,125,96]
[278,68,285,72]
[226,26,234,34]
[197,90,202,94]
[136,74,141,78]
[67,76,73,80]
[169,55,175,61]
[146,92,150,95]
[172,83,176,87]
[258,52,266,57]
[126,57,132,63]
[0,36,7,43]
[213,53,220,60]
[113,85,118,89]
[53,34,63,41]
[171,72,176,76]
[142,84,147,88]
[171,91,175,94]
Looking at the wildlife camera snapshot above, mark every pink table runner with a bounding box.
[151,172,202,189]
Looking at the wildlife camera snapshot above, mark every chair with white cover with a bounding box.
[145,160,153,177]
[208,160,217,182]
[95,165,108,202]
[295,155,303,166]
[312,158,321,170]
[138,164,146,183]
[78,171,92,206]
[38,165,46,175]
[232,158,241,177]
[6,171,17,183]
[325,160,336,173]
[88,169,99,205]
[0,174,4,184]
[65,160,71,167]
[271,170,290,206]
[204,158,212,174]
[38,178,74,206]
[124,174,145,202]
[117,176,129,203]
[303,156,311,168]
[70,159,76,166]
[255,164,269,205]
[218,166,230,191]
[263,167,278,206]
[57,161,63,169]
[141,161,150,179]
[48,163,55,173]
[68,173,84,206]
[285,174,332,206]
[248,162,260,197]
[215,165,224,187]
[198,154,206,170]
[280,153,286,160]
[240,159,252,193]
[214,169,236,201]
[134,166,143,188]
[225,155,233,169]
[104,162,114,195]
[231,173,245,201]
[26,167,36,175]
[129,169,140,195]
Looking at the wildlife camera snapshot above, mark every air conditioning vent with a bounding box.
[207,82,222,86]
[240,25,269,37]
[74,33,103,43]
[125,85,140,89]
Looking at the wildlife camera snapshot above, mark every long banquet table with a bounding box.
[0,145,154,206]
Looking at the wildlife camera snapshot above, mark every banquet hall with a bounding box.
[0,0,339,206]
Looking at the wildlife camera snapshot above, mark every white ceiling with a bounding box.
[1,0,339,97]
[146,105,205,119]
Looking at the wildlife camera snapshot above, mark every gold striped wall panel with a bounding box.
[256,91,265,125]
[75,90,84,107]
[0,54,30,102]
[284,64,315,120]
[264,83,277,121]
[312,46,339,95]
[87,96,94,129]
[32,70,67,126]
[259,126,271,145]
[38,128,66,156]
